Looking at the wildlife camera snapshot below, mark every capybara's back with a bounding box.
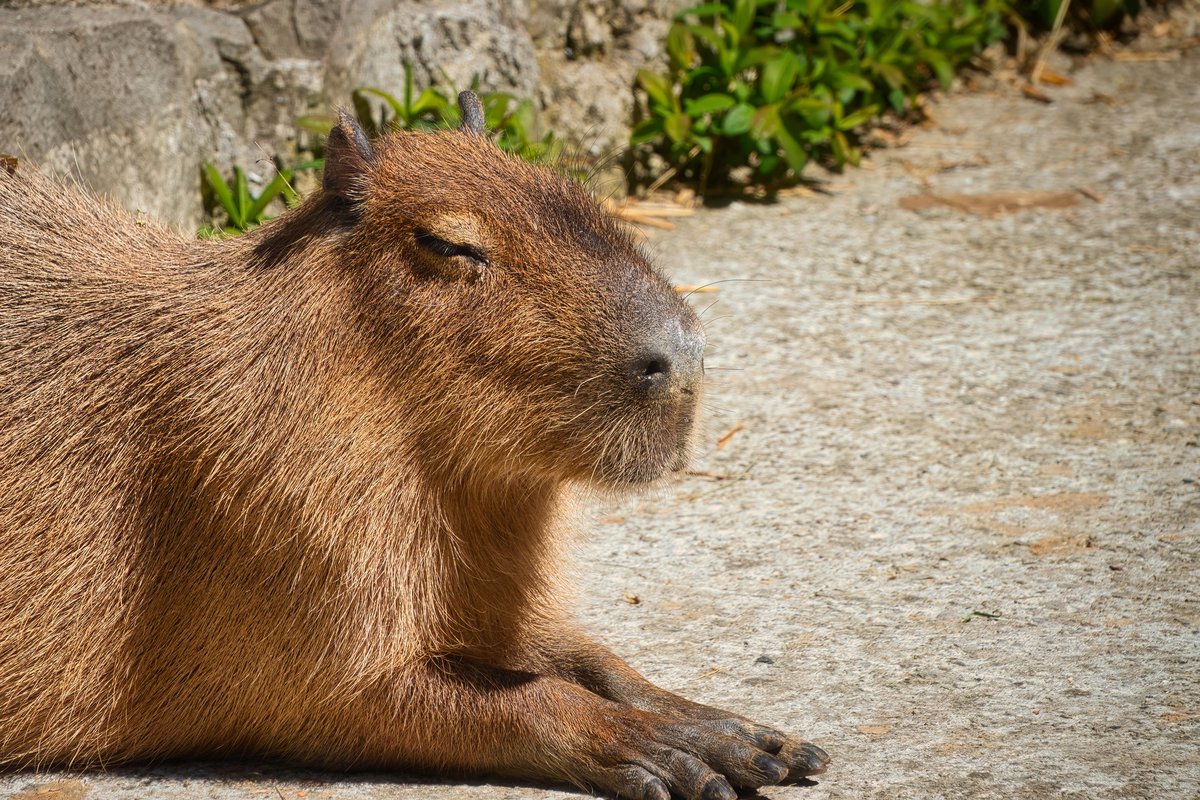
[0,96,827,797]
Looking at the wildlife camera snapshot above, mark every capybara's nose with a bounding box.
[628,316,706,395]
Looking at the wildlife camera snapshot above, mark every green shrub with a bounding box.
[632,0,1009,191]
[296,63,563,167]
[201,63,561,236]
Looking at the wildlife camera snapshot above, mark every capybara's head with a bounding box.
[302,92,706,487]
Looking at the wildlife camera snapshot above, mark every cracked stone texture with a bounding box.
[0,0,683,228]
[1,22,1198,800]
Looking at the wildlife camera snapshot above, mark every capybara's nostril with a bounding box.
[629,314,706,394]
[630,351,672,392]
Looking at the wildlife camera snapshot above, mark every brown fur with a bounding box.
[0,109,827,798]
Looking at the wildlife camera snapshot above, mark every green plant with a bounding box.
[632,0,1008,191]
[296,62,563,165]
[203,63,564,237]
[198,159,321,237]
[1017,0,1143,31]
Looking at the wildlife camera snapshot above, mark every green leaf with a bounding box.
[721,103,755,135]
[782,94,829,115]
[685,24,725,55]
[637,69,676,111]
[355,87,405,128]
[630,117,665,146]
[232,167,250,229]
[732,0,755,38]
[201,163,239,228]
[749,103,781,140]
[399,60,414,117]
[666,24,696,70]
[676,2,726,20]
[663,113,692,144]
[873,61,907,91]
[482,93,512,130]
[245,168,292,223]
[837,104,880,131]
[411,88,450,119]
[716,20,740,74]
[736,46,781,72]
[294,115,336,137]
[922,50,954,90]
[509,98,537,139]
[775,122,809,174]
[761,52,800,103]
[835,72,874,93]
[757,153,780,176]
[684,93,737,115]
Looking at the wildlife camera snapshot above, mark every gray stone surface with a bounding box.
[0,0,680,228]
[1,34,1198,800]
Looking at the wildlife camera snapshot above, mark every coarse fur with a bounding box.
[0,105,827,799]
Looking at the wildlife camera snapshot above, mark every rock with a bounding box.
[0,0,684,228]
[342,0,540,100]
[0,6,249,226]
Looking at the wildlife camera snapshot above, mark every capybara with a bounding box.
[0,92,828,799]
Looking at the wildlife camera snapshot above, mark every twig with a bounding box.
[1030,0,1071,86]
[851,295,997,306]
[716,421,744,450]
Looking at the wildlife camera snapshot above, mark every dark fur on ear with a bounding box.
[457,92,486,136]
[323,109,377,202]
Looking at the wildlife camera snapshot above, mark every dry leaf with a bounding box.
[622,593,641,605]
[856,724,891,736]
[899,190,1081,217]
[0,154,17,175]
[9,781,87,800]
[1021,82,1053,103]
[716,421,744,449]
[1027,533,1097,556]
[1112,50,1181,62]
[1038,68,1073,86]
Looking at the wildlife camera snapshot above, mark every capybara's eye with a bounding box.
[414,229,488,267]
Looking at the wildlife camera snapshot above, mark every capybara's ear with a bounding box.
[457,91,486,137]
[323,109,377,202]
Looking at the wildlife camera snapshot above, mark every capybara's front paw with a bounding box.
[697,718,830,781]
[573,708,803,800]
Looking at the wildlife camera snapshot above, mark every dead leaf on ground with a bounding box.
[1027,533,1097,556]
[0,154,17,175]
[1021,82,1053,103]
[856,724,892,736]
[1160,706,1200,723]
[1112,50,1182,62]
[1038,68,1073,86]
[9,781,88,800]
[716,421,744,449]
[899,189,1081,217]
[605,198,696,231]
[948,492,1109,516]
[622,592,641,605]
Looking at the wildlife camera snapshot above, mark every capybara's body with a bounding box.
[0,98,827,799]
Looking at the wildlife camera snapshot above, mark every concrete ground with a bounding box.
[3,19,1198,800]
